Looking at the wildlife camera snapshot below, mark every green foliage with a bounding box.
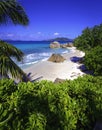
[0,40,26,79]
[0,76,102,129]
[0,0,29,25]
[0,79,17,129]
[74,24,102,51]
[0,40,24,61]
[84,46,102,76]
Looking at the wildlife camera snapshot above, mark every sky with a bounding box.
[0,0,102,41]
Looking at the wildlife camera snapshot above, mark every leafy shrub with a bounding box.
[84,46,102,76]
[0,79,17,129]
[0,76,102,130]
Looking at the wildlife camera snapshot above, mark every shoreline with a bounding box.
[24,47,85,82]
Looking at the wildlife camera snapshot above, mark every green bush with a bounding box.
[84,46,102,76]
[0,79,17,129]
[0,76,102,130]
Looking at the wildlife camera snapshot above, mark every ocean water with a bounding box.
[9,41,70,69]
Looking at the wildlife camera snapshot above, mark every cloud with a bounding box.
[0,33,15,39]
[37,32,42,34]
[54,32,60,36]
[7,33,14,37]
[0,33,25,40]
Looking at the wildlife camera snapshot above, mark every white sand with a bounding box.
[24,47,85,82]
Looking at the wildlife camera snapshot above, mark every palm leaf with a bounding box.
[0,53,26,80]
[0,40,24,61]
[0,0,29,25]
[0,41,28,80]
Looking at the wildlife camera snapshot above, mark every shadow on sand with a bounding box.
[22,72,43,82]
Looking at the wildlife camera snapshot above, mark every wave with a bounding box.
[39,52,52,57]
[62,50,69,54]
[19,57,49,69]
[19,61,38,67]
[24,52,51,62]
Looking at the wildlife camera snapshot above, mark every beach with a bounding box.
[24,47,85,82]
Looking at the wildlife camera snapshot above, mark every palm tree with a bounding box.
[0,0,29,80]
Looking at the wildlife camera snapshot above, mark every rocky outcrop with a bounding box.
[67,42,74,47]
[60,43,73,48]
[54,78,65,83]
[50,41,73,48]
[60,44,67,48]
[50,41,60,48]
[48,54,65,63]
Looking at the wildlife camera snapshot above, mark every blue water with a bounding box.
[9,41,70,69]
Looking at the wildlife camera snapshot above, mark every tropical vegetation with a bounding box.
[0,75,102,130]
[84,46,102,76]
[74,24,102,51]
[74,24,102,76]
[0,0,29,80]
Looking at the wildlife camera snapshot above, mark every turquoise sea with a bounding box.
[9,41,70,69]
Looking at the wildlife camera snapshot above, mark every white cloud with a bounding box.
[0,33,15,39]
[7,33,14,37]
[54,32,60,36]
[37,32,42,34]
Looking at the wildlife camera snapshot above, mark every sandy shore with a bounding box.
[24,47,85,82]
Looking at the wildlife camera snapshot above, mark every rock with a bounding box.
[54,78,65,83]
[50,41,60,48]
[48,54,65,63]
[50,41,74,48]
[60,43,68,48]
[67,42,73,47]
[60,43,74,48]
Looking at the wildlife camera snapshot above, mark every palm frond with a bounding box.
[0,53,26,80]
[0,40,24,61]
[0,0,29,25]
